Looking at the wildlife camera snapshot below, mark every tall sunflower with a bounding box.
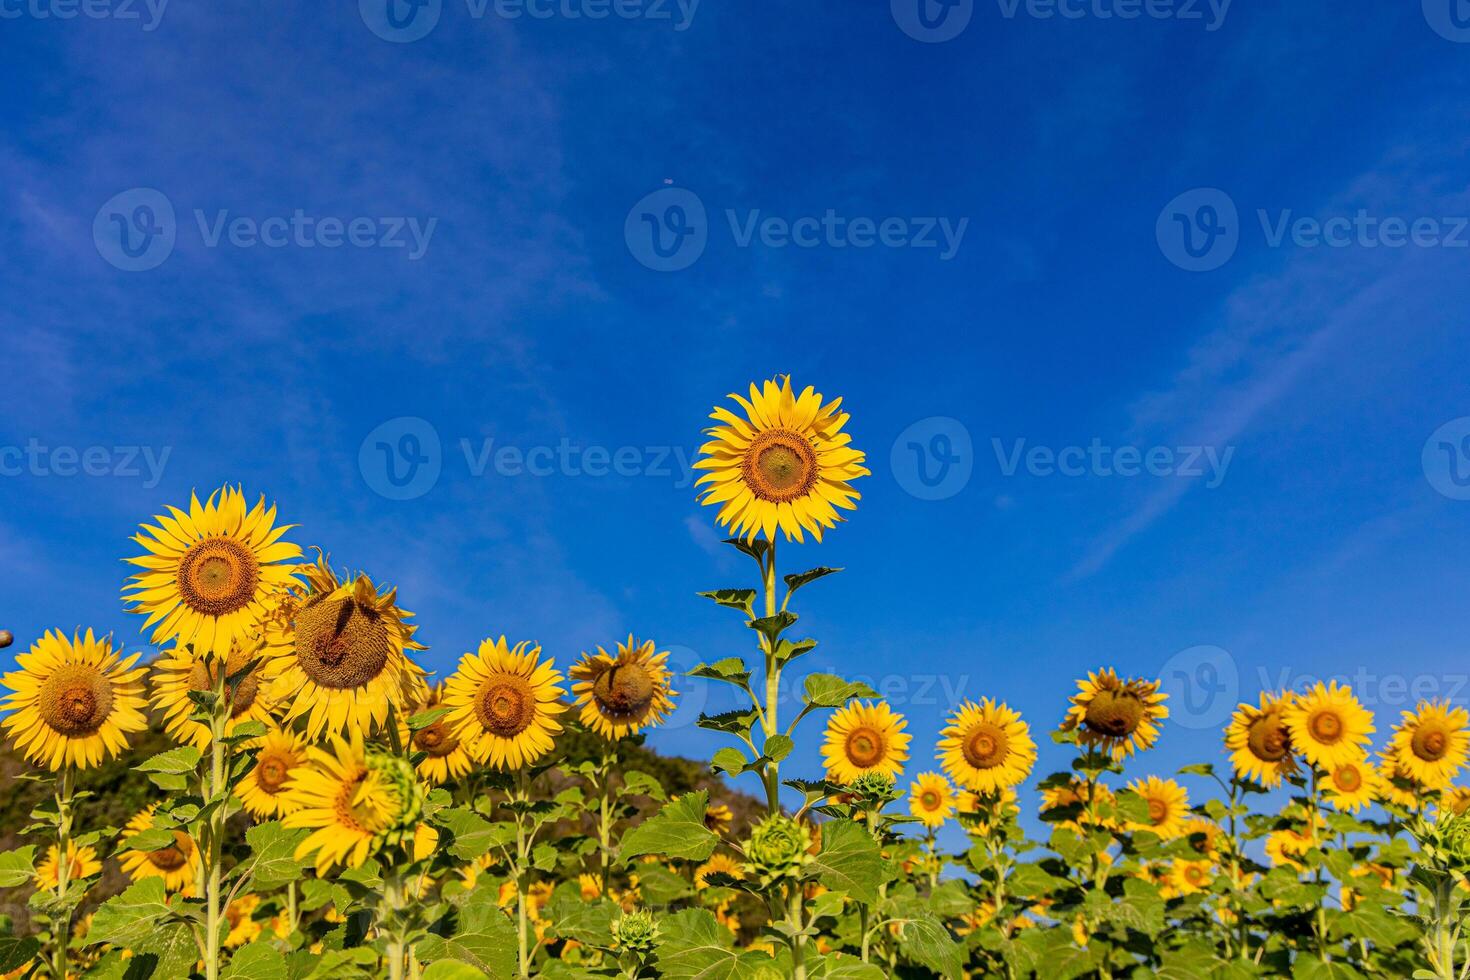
[694,377,869,543]
[1387,700,1469,790]
[1282,681,1374,771]
[908,772,957,829]
[821,701,910,785]
[1323,754,1379,813]
[1060,669,1169,760]
[151,642,277,749]
[1126,776,1190,839]
[236,727,309,818]
[34,841,102,891]
[939,699,1036,793]
[124,487,301,659]
[263,556,426,741]
[283,733,425,873]
[405,682,475,785]
[0,629,148,771]
[569,636,677,740]
[443,636,567,770]
[119,805,199,894]
[1224,691,1298,787]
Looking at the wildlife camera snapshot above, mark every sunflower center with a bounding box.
[1147,799,1168,823]
[1413,727,1449,761]
[844,726,885,768]
[256,753,291,793]
[1333,764,1362,792]
[476,673,537,738]
[148,834,191,872]
[1184,866,1206,885]
[413,722,460,758]
[1083,689,1145,738]
[335,770,396,834]
[1248,713,1290,762]
[962,723,1009,769]
[187,649,260,718]
[1309,710,1343,744]
[742,429,819,503]
[38,664,113,736]
[294,595,392,690]
[920,790,941,810]
[591,663,656,722]
[177,537,259,617]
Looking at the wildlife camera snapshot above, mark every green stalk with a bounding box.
[787,881,808,980]
[598,742,615,894]
[384,869,406,980]
[760,540,781,815]
[1308,768,1328,962]
[204,660,230,980]
[51,767,74,980]
[515,770,531,979]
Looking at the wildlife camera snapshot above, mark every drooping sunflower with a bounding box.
[151,643,277,749]
[704,803,734,836]
[444,636,567,770]
[404,682,475,785]
[0,629,148,771]
[34,841,102,891]
[118,805,200,894]
[283,733,426,873]
[821,700,910,785]
[938,699,1036,793]
[1224,691,1298,787]
[1060,669,1169,760]
[236,727,309,818]
[1323,754,1380,813]
[1126,776,1190,839]
[1282,681,1374,772]
[1387,700,1469,790]
[124,487,302,660]
[694,853,746,889]
[694,377,869,543]
[263,556,426,741]
[570,636,677,740]
[1168,859,1214,897]
[908,772,957,829]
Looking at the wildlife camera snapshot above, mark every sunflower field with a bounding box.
[2,377,1469,980]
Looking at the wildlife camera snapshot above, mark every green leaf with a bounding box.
[722,537,769,562]
[0,936,40,974]
[436,807,513,862]
[223,941,289,980]
[748,611,798,647]
[408,706,452,731]
[89,878,175,948]
[227,720,269,742]
[697,589,758,616]
[544,884,618,946]
[784,566,842,594]
[802,674,878,708]
[244,821,310,890]
[620,770,668,802]
[620,791,719,862]
[421,963,491,980]
[697,708,761,737]
[763,734,795,762]
[630,861,694,906]
[124,826,179,852]
[808,819,886,905]
[654,908,774,979]
[886,898,964,979]
[773,637,818,665]
[689,658,752,687]
[137,745,202,775]
[1177,762,1215,777]
[0,846,36,888]
[711,747,750,776]
[418,886,519,979]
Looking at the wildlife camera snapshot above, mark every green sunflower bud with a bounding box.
[744,814,814,886]
[846,772,899,806]
[366,749,426,849]
[614,908,659,954]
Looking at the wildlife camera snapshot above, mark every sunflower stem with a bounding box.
[204,663,229,980]
[598,742,616,895]
[760,541,781,815]
[51,767,74,980]
[515,769,531,979]
[787,880,808,980]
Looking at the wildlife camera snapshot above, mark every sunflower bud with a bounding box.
[366,750,426,849]
[744,814,814,886]
[845,771,899,808]
[613,908,659,954]
[1413,811,1470,879]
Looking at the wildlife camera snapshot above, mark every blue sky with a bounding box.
[4,1,1470,845]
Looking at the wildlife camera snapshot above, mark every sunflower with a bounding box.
[694,853,746,889]
[1060,669,1169,760]
[1387,700,1469,790]
[1374,757,1421,809]
[1040,778,1119,832]
[150,643,277,749]
[1441,786,1470,817]
[1264,828,1313,871]
[694,377,869,543]
[570,636,677,740]
[405,682,475,785]
[444,636,567,770]
[1224,691,1298,787]
[0,629,148,771]
[1126,776,1190,839]
[908,772,957,829]
[821,701,910,785]
[704,803,734,836]
[958,786,1021,836]
[1168,859,1214,897]
[34,841,102,891]
[119,805,199,894]
[224,894,262,948]
[283,733,425,873]
[124,487,302,660]
[1282,681,1374,772]
[938,699,1036,793]
[236,727,309,818]
[263,556,426,741]
[1323,755,1380,813]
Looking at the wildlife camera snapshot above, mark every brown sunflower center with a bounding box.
[476,673,537,738]
[1082,688,1145,738]
[1333,764,1362,792]
[1184,866,1206,885]
[1412,726,1449,762]
[413,722,460,758]
[742,429,819,503]
[591,663,656,722]
[920,790,941,810]
[1309,710,1343,744]
[1147,798,1168,824]
[294,595,392,690]
[148,833,191,872]
[38,664,114,736]
[962,722,1009,769]
[845,726,885,768]
[256,753,291,793]
[1248,713,1291,762]
[187,649,260,718]
[177,537,259,617]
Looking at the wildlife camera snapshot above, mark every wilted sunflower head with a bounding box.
[1282,681,1374,772]
[1062,669,1169,761]
[820,700,910,785]
[1388,700,1469,790]
[939,698,1037,795]
[444,636,567,771]
[1224,691,1298,787]
[693,377,869,543]
[570,636,676,740]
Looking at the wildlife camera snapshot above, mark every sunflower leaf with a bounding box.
[0,937,40,974]
[802,674,878,709]
[620,791,719,863]
[0,846,36,888]
[711,747,750,776]
[763,734,795,763]
[696,708,761,737]
[807,819,887,905]
[688,658,752,687]
[784,566,843,594]
[1177,762,1214,777]
[221,940,288,980]
[225,720,268,743]
[90,878,176,947]
[749,611,798,646]
[137,746,203,776]
[436,808,513,863]
[654,908,775,980]
[721,537,770,563]
[773,637,818,665]
[408,706,451,731]
[124,827,179,852]
[243,821,310,890]
[697,589,757,616]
